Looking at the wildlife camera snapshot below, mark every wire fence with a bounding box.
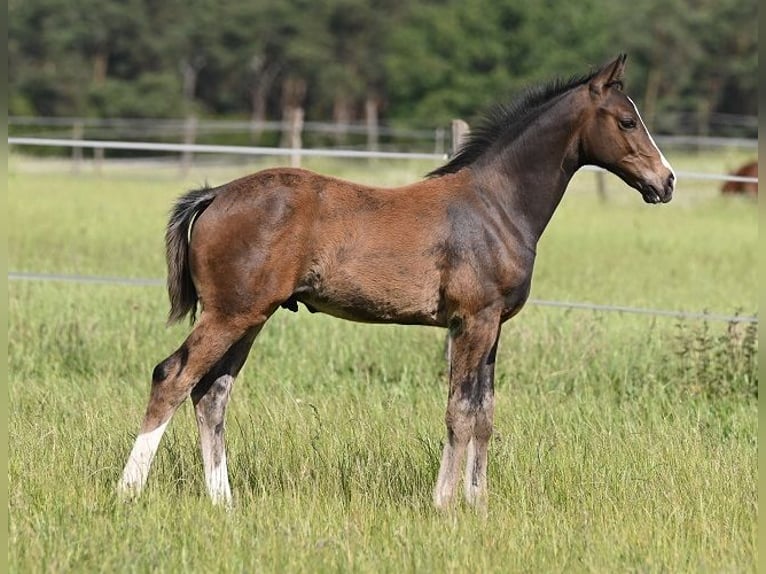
[7,137,445,161]
[9,116,448,156]
[8,116,438,139]
[8,271,758,325]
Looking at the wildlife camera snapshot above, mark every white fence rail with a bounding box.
[7,137,759,184]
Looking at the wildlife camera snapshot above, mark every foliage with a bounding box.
[673,319,758,399]
[8,0,758,134]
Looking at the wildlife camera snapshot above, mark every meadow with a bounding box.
[8,151,758,572]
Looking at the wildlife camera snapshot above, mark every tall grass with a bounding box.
[8,157,757,572]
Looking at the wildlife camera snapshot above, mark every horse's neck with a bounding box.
[474,101,582,248]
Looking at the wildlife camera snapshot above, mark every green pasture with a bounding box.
[8,152,758,572]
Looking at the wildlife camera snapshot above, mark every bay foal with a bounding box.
[120,54,675,508]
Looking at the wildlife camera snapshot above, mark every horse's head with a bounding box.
[579,54,675,204]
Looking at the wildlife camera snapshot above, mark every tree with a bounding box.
[8,0,758,137]
[384,0,616,126]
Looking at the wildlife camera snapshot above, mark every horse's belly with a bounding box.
[296,277,444,327]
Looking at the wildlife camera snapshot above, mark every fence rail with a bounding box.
[8,116,438,139]
[7,137,759,184]
[8,272,757,324]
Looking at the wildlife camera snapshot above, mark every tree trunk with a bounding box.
[92,50,108,85]
[250,85,269,142]
[643,65,662,132]
[181,57,204,115]
[333,93,352,146]
[249,62,281,143]
[697,77,722,145]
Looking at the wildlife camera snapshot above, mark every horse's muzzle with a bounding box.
[641,173,674,204]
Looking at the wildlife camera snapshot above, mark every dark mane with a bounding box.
[427,70,603,178]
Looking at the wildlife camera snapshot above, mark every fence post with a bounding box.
[595,171,607,202]
[94,147,104,174]
[180,115,197,176]
[434,127,445,155]
[451,119,470,156]
[286,107,304,168]
[71,120,84,173]
[365,98,380,155]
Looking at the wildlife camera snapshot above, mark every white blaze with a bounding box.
[627,96,675,176]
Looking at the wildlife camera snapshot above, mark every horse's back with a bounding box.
[185,167,463,323]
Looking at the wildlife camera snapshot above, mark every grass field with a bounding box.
[8,152,758,572]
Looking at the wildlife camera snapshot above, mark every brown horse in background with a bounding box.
[119,54,675,510]
[722,161,758,197]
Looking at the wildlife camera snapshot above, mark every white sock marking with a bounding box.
[118,420,169,497]
[206,452,232,506]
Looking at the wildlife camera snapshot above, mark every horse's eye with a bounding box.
[619,117,637,130]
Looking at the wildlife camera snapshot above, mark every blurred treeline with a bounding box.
[8,0,757,133]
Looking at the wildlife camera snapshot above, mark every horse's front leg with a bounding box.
[433,306,501,510]
[463,330,499,509]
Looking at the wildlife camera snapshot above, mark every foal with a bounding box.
[119,54,674,509]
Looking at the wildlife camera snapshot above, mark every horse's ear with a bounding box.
[589,53,627,96]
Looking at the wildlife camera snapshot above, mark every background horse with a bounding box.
[721,160,758,197]
[119,54,674,509]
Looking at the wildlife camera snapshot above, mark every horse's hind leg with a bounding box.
[118,313,253,498]
[190,327,259,505]
[433,307,501,510]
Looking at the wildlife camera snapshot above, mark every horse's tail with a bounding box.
[165,185,218,324]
